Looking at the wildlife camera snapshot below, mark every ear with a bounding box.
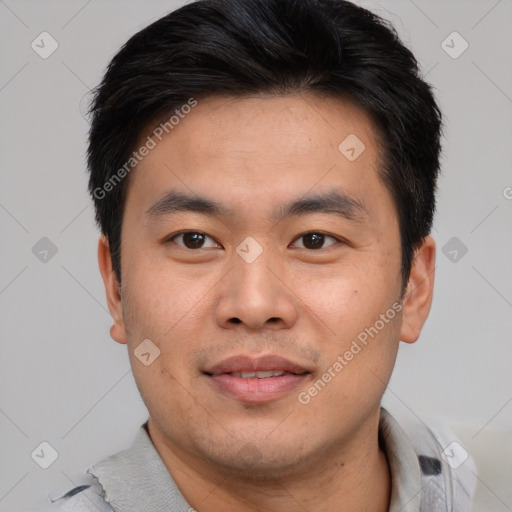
[97,235,128,345]
[399,235,436,344]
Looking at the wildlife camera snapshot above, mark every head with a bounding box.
[90,0,440,479]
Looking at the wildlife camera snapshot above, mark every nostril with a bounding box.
[230,318,242,324]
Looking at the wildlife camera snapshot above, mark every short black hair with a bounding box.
[87,0,442,294]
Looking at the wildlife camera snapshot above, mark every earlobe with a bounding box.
[399,235,436,344]
[97,235,128,345]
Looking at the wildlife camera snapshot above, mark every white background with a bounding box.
[0,1,511,510]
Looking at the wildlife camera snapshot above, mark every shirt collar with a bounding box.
[88,422,192,512]
[379,408,423,512]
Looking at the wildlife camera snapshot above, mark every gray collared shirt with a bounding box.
[49,408,476,511]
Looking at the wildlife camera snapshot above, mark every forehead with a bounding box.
[145,93,379,166]
[125,93,392,224]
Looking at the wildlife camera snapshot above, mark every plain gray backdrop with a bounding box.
[1,1,511,511]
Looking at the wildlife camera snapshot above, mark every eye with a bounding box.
[168,231,221,250]
[291,232,341,250]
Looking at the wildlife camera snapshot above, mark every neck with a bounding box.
[148,411,391,512]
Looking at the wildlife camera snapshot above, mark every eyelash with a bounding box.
[166,231,344,250]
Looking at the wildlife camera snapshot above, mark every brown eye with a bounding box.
[292,232,339,250]
[170,232,220,249]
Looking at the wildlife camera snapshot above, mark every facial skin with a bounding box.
[98,93,435,512]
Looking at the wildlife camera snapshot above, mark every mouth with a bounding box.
[227,370,294,379]
[203,355,312,403]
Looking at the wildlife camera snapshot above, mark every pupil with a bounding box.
[304,233,324,249]
[184,233,204,248]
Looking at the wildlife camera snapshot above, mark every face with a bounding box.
[99,93,434,479]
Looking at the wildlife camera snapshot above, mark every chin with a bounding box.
[192,428,321,480]
[211,447,309,482]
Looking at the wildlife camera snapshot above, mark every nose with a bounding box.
[215,241,298,332]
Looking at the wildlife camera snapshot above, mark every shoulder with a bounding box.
[380,407,478,512]
[48,476,114,512]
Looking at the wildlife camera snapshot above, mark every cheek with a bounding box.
[123,253,208,333]
[298,262,396,328]
[297,259,402,384]
[305,309,400,414]
[123,276,200,417]
[131,358,200,442]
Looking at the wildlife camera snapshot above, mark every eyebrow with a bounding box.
[144,189,369,224]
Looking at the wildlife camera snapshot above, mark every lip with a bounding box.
[205,355,311,375]
[204,355,311,403]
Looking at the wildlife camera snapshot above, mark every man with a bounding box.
[50,0,476,510]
